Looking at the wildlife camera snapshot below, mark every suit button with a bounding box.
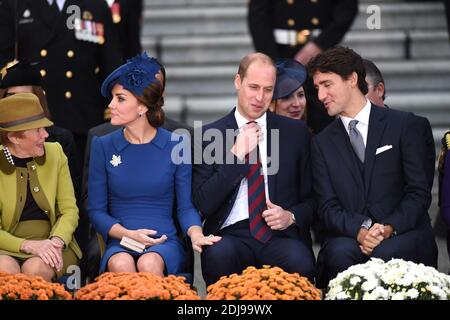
[287,0,294,4]
[44,210,49,214]
[311,0,318,3]
[40,49,47,57]
[31,164,36,170]
[40,69,46,77]
[65,70,73,78]
[33,186,40,193]
[65,91,72,99]
[94,66,100,74]
[311,17,319,26]
[287,18,295,27]
[67,50,74,58]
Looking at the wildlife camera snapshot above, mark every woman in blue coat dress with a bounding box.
[88,53,221,275]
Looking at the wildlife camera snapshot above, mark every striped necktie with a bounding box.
[246,147,272,243]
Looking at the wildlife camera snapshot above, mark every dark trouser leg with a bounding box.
[258,237,316,282]
[201,232,255,286]
[316,237,366,288]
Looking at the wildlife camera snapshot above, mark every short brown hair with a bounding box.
[135,65,166,127]
[237,52,275,79]
[307,46,368,95]
[0,130,24,146]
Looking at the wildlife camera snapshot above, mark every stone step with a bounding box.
[143,31,408,65]
[141,29,449,65]
[162,93,450,132]
[145,0,247,8]
[410,30,450,59]
[163,60,450,97]
[145,0,393,8]
[377,60,450,91]
[352,2,447,31]
[386,92,450,111]
[387,92,450,127]
[142,3,446,37]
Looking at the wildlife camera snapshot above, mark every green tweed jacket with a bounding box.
[0,142,82,259]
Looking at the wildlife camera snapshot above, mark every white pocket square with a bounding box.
[376,145,392,155]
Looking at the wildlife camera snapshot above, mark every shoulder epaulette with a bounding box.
[0,60,18,79]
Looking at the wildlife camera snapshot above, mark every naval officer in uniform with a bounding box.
[0,0,123,166]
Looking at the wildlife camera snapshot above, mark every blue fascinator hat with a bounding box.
[273,58,307,100]
[101,52,161,99]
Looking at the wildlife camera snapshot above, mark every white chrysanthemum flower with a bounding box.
[361,278,378,292]
[406,288,419,299]
[372,286,390,300]
[336,291,350,300]
[325,258,450,300]
[397,274,413,287]
[350,276,361,286]
[391,292,406,300]
[427,285,447,300]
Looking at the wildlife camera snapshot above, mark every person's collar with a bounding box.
[113,127,168,151]
[354,99,371,126]
[0,144,46,174]
[234,108,267,129]
[340,98,371,128]
[46,0,65,10]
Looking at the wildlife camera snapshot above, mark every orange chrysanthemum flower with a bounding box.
[75,272,200,300]
[0,272,72,300]
[206,266,321,300]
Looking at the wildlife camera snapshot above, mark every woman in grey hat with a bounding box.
[0,93,81,281]
[0,61,80,202]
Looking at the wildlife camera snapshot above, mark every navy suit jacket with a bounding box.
[192,110,316,245]
[311,104,434,240]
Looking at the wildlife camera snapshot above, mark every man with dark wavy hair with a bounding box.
[308,46,437,288]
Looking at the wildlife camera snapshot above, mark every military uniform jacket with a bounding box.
[0,0,122,134]
[248,0,358,59]
[109,0,143,60]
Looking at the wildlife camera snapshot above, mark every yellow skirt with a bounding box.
[0,220,79,279]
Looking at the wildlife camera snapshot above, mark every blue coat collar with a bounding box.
[111,127,170,152]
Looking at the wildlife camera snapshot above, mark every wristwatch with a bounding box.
[290,212,296,225]
[361,218,372,230]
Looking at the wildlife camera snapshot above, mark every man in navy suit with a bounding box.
[193,53,316,286]
[307,46,438,288]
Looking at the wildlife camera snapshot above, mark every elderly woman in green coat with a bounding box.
[0,93,81,281]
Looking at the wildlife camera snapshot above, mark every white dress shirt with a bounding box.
[340,99,372,147]
[47,0,65,11]
[221,109,270,229]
